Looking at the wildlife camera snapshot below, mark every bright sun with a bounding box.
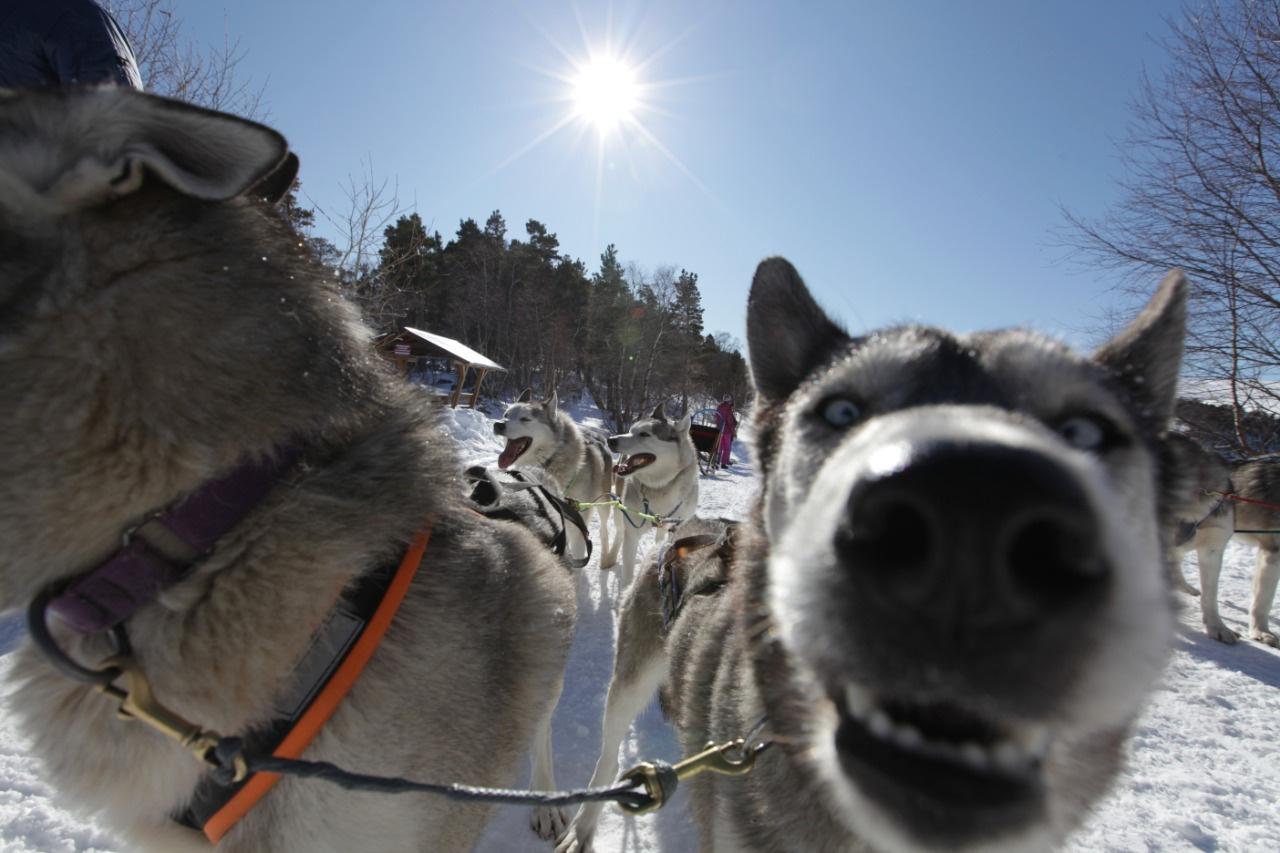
[571,56,638,131]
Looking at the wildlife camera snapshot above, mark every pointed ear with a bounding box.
[677,412,692,433]
[1093,270,1187,429]
[547,390,559,413]
[12,89,293,211]
[518,388,532,403]
[747,257,851,401]
[249,151,299,205]
[651,402,667,421]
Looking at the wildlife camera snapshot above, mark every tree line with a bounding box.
[292,204,748,431]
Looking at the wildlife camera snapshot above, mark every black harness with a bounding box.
[657,526,737,634]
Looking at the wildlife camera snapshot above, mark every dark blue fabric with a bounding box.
[0,0,142,89]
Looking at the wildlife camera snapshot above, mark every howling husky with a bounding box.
[602,404,700,591]
[494,389,615,565]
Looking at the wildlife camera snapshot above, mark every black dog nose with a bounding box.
[836,441,1106,618]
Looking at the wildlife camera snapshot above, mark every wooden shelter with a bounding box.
[376,327,506,409]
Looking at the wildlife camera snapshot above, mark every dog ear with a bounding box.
[747,257,851,401]
[518,388,532,403]
[546,390,559,413]
[651,402,667,421]
[1093,270,1187,429]
[249,151,299,205]
[25,89,292,211]
[677,411,692,433]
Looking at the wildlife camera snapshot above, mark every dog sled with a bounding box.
[689,408,726,474]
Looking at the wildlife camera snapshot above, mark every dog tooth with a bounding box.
[990,740,1027,773]
[1014,724,1052,759]
[891,723,923,750]
[957,742,990,771]
[868,709,893,739]
[843,684,874,721]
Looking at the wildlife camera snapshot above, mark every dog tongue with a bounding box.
[498,440,523,469]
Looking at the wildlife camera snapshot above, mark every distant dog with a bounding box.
[560,257,1186,852]
[465,465,591,568]
[556,517,738,853]
[601,404,700,590]
[495,389,615,564]
[0,88,575,851]
[1169,433,1280,646]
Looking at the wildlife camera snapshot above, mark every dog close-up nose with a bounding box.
[836,440,1107,621]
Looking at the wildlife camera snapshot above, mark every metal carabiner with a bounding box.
[94,652,248,783]
[618,737,770,815]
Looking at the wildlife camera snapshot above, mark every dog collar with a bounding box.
[46,442,306,634]
[179,526,431,844]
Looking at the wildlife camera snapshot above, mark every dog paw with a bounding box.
[1174,579,1200,597]
[554,825,593,853]
[1251,629,1278,648]
[1206,622,1239,644]
[532,805,568,841]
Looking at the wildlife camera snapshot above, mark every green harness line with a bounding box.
[572,495,674,527]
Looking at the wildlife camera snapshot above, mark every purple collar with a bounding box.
[47,443,307,634]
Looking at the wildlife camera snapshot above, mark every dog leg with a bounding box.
[599,507,623,570]
[557,576,666,853]
[1249,544,1280,647]
[594,505,612,569]
[619,527,640,592]
[1196,530,1238,643]
[530,672,569,839]
[1171,547,1200,596]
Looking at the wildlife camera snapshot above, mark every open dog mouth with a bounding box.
[613,453,655,477]
[497,436,531,469]
[834,682,1050,812]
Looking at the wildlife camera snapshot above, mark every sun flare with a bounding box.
[571,56,638,131]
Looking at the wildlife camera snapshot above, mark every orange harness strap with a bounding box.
[200,527,431,844]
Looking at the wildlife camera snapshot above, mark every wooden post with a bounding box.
[468,368,489,408]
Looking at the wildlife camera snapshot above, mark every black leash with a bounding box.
[205,738,652,810]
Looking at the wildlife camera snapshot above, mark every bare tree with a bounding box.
[305,160,411,328]
[105,0,266,118]
[1058,0,1280,452]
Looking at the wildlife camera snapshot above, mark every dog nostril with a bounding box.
[1007,511,1106,599]
[838,493,935,574]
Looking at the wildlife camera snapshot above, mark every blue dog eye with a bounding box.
[1057,416,1106,450]
[823,398,861,428]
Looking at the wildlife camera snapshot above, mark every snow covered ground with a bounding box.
[2,401,1279,852]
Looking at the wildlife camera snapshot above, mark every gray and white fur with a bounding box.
[0,88,576,852]
[562,256,1186,852]
[494,389,614,565]
[602,403,700,591]
[1169,432,1280,645]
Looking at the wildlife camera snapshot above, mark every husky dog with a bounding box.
[561,257,1186,853]
[556,517,739,853]
[0,88,576,851]
[1169,433,1280,646]
[464,465,591,568]
[494,389,614,564]
[602,404,700,591]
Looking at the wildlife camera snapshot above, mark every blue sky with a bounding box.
[183,0,1182,349]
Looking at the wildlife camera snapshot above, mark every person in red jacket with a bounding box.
[715,394,737,468]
